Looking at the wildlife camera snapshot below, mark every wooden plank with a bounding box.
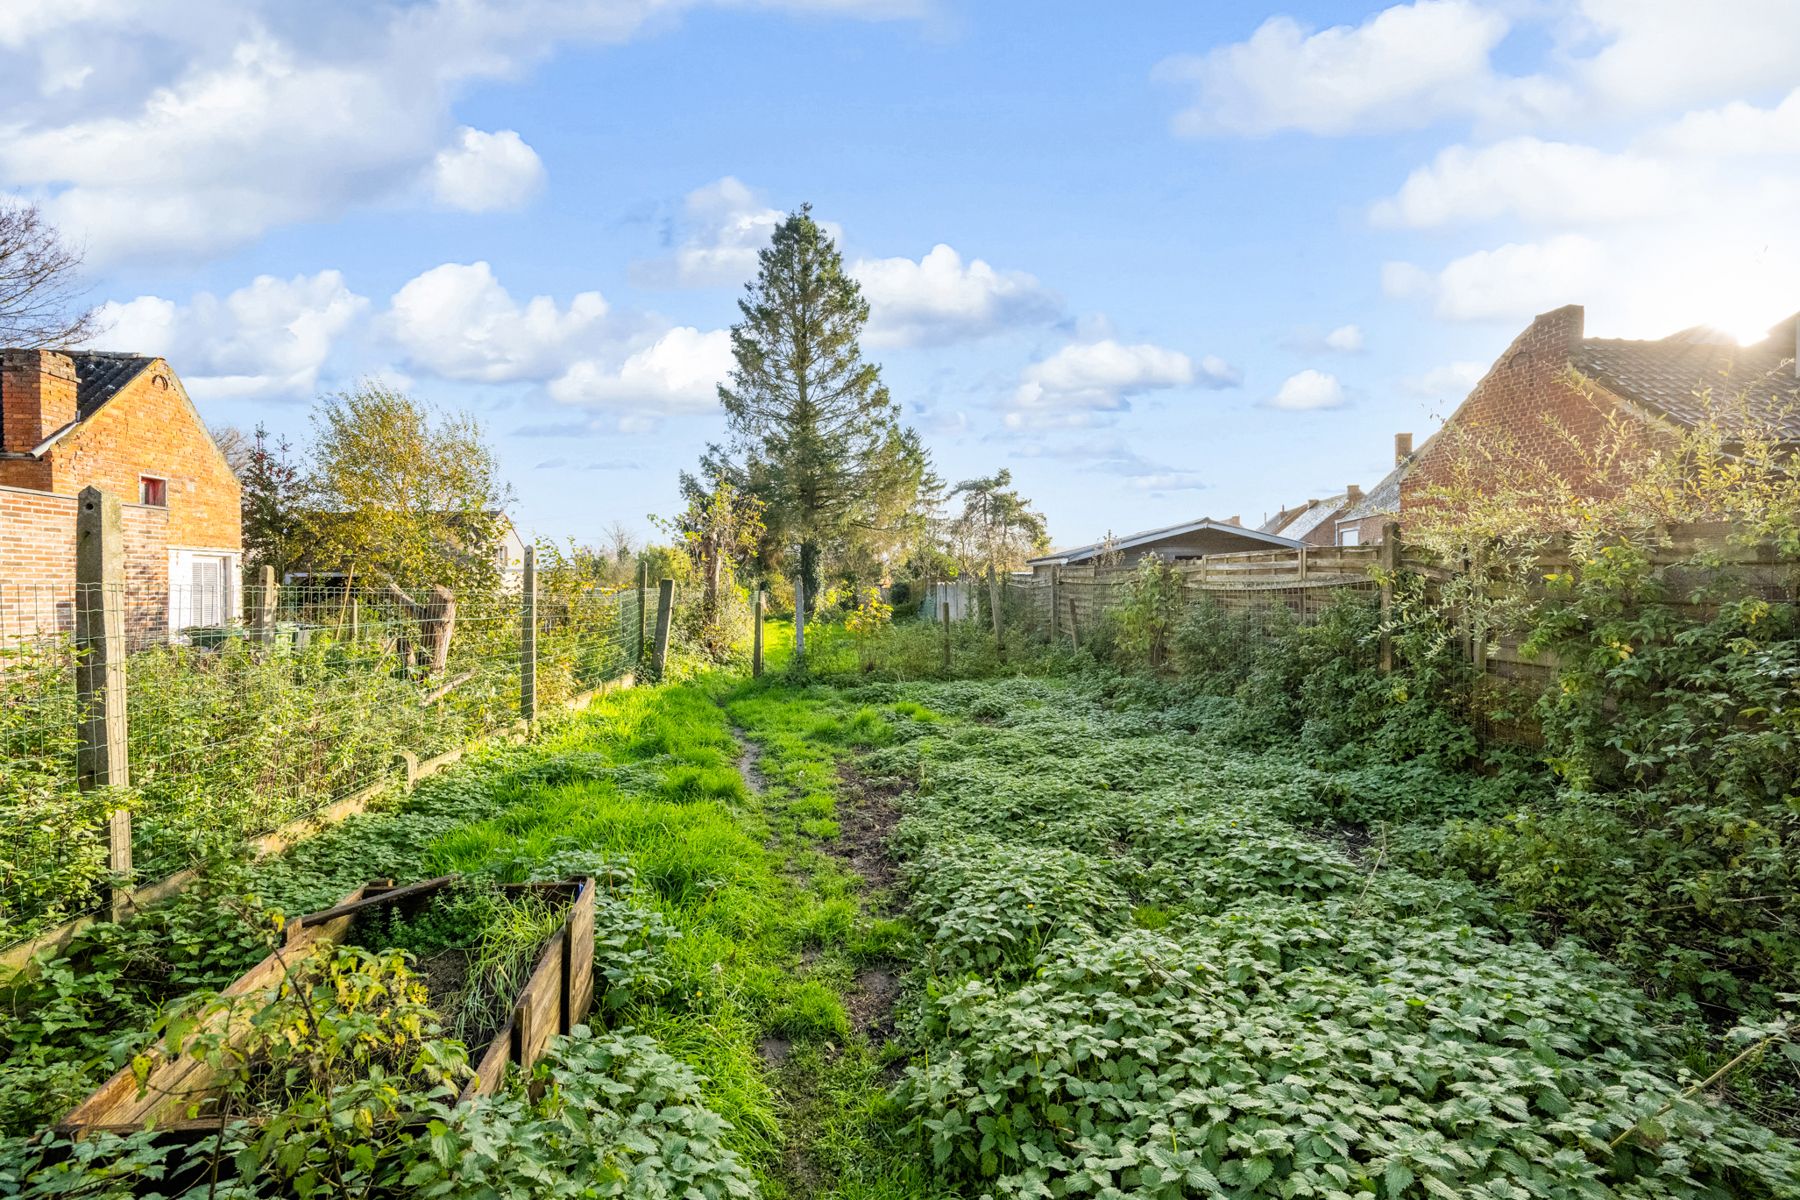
[564,878,595,1029]
[60,883,369,1132]
[289,875,458,931]
[462,1026,516,1101]
[515,930,566,1071]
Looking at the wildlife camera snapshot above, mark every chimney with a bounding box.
[1394,432,1413,464]
[1223,514,1241,527]
[1346,484,1364,505]
[1,349,78,453]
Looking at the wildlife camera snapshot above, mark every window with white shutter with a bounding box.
[192,558,223,626]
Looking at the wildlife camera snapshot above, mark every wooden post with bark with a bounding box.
[386,582,457,679]
[1049,565,1061,639]
[652,578,674,678]
[1066,596,1080,651]
[752,590,765,677]
[1378,522,1400,674]
[519,545,537,723]
[75,486,131,921]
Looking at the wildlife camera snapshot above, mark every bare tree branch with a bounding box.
[0,201,98,347]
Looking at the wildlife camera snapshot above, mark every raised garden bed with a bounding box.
[57,874,595,1136]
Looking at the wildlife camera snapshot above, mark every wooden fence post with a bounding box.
[1378,522,1400,674]
[752,590,765,677]
[251,564,277,643]
[636,561,648,664]
[652,578,674,678]
[1049,565,1061,639]
[75,486,131,921]
[520,544,537,723]
[794,576,806,667]
[988,565,1004,660]
[941,600,951,670]
[1067,596,1080,651]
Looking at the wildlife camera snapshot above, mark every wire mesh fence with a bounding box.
[1,572,650,952]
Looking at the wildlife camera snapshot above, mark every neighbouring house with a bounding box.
[1332,433,1414,546]
[1258,491,1355,548]
[1402,305,1800,513]
[1027,517,1301,578]
[0,349,242,644]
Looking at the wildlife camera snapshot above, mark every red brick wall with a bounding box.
[44,365,241,552]
[0,355,240,553]
[0,486,175,645]
[1401,306,1639,513]
[0,351,74,492]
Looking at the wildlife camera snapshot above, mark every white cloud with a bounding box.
[385,261,610,383]
[1402,361,1486,400]
[1154,1,1508,136]
[855,244,1060,347]
[87,270,368,401]
[1323,324,1364,352]
[0,3,914,264]
[1268,369,1345,411]
[1547,0,1800,118]
[1395,236,1607,323]
[1371,137,1682,229]
[430,127,545,212]
[633,176,794,288]
[1654,86,1800,157]
[1007,338,1199,427]
[549,327,733,413]
[1197,354,1243,387]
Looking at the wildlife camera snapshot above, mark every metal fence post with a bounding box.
[636,561,648,664]
[251,564,277,643]
[520,544,537,723]
[75,486,131,921]
[652,578,674,678]
[752,589,765,677]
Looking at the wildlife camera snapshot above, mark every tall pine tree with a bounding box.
[717,205,928,610]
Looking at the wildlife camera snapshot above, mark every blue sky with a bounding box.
[7,1,1800,548]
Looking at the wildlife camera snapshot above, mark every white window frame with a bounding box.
[1337,525,1361,547]
[168,549,242,633]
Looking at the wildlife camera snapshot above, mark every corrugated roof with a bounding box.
[1571,321,1800,442]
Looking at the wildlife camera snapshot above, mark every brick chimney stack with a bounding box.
[1346,483,1364,505]
[1394,432,1413,464]
[1,349,78,453]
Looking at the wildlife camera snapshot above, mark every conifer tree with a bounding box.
[717,205,928,610]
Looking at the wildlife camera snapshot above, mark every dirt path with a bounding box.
[729,718,910,1197]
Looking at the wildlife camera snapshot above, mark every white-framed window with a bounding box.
[169,549,241,632]
[139,475,168,506]
[1337,525,1361,546]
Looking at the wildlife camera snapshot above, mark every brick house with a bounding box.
[1258,490,1355,548]
[1401,305,1800,513]
[1331,433,1414,546]
[0,349,242,644]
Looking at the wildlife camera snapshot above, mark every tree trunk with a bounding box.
[799,541,821,615]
